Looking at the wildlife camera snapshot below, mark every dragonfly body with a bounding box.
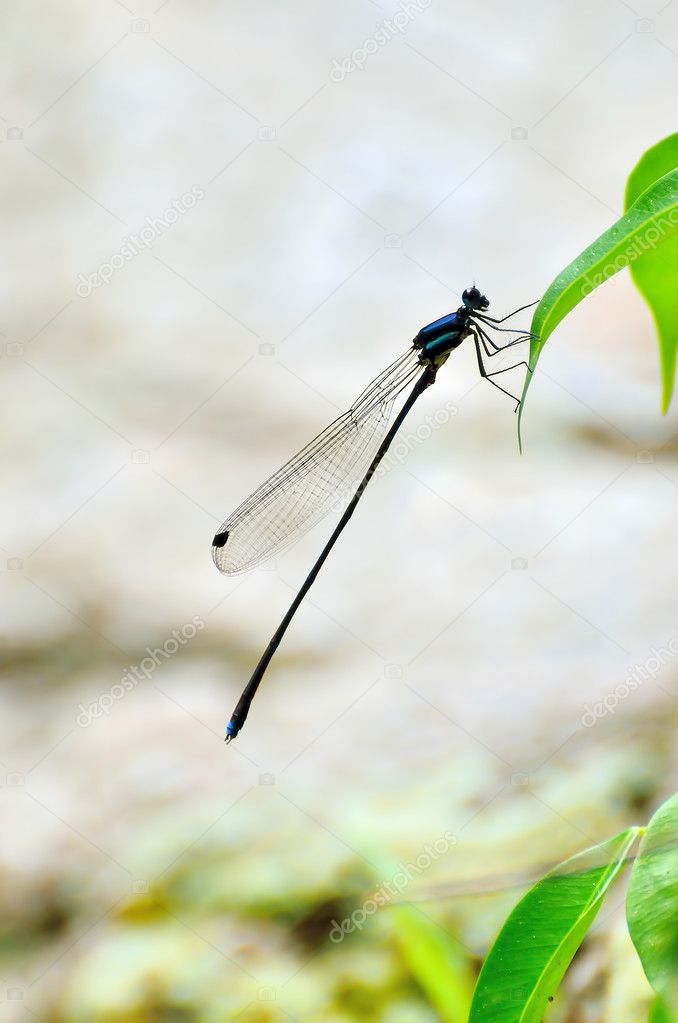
[213,286,534,741]
[416,312,468,363]
[416,312,474,365]
[414,287,489,364]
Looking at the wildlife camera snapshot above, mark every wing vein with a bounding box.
[213,347,421,574]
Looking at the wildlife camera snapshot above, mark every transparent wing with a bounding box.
[213,347,421,574]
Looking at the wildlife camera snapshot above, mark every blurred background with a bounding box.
[3,1,678,1020]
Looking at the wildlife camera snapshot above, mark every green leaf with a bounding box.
[391,903,473,1023]
[648,994,677,1023]
[628,793,678,1016]
[518,165,678,445]
[468,828,640,1023]
[625,134,678,412]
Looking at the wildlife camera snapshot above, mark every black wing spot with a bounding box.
[213,530,229,548]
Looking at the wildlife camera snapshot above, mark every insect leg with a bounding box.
[475,322,531,356]
[477,300,538,324]
[472,328,531,410]
[476,320,538,338]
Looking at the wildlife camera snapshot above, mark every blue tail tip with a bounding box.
[225,719,237,743]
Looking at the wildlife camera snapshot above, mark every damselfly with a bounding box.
[213,286,536,741]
